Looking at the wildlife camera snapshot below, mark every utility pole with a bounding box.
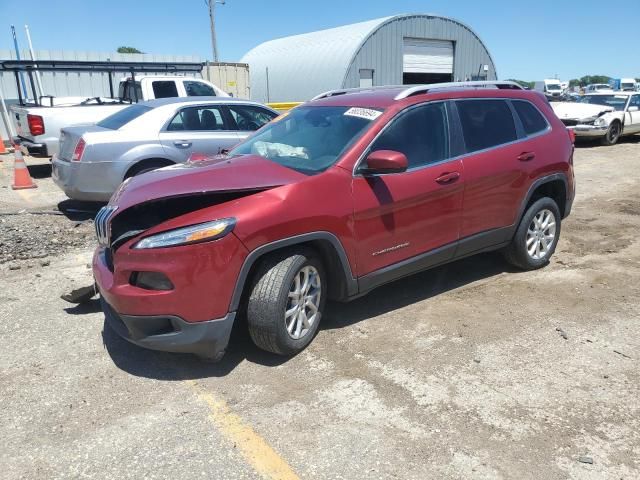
[206,0,226,63]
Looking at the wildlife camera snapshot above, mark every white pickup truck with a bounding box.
[11,75,229,157]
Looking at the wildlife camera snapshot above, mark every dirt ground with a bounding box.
[0,139,639,479]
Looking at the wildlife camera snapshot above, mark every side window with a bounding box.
[629,95,640,109]
[456,99,517,152]
[166,106,228,131]
[152,81,179,99]
[185,81,216,97]
[228,105,278,131]
[512,100,548,136]
[369,103,449,169]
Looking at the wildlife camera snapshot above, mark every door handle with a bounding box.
[173,141,192,149]
[517,152,536,161]
[435,172,460,184]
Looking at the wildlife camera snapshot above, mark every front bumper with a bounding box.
[565,125,608,138]
[101,296,235,359]
[52,155,124,202]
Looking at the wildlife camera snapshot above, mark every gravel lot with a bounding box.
[1,140,639,479]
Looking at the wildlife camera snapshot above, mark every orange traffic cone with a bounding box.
[0,132,7,158]
[11,143,37,190]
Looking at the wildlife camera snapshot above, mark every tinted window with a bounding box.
[167,106,228,131]
[370,103,449,169]
[629,95,640,109]
[457,100,517,152]
[230,106,378,175]
[228,105,277,131]
[97,104,152,130]
[118,81,143,102]
[513,101,548,135]
[185,81,216,96]
[152,81,179,98]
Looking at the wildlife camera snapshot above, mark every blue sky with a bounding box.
[0,0,637,81]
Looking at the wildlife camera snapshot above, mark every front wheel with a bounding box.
[601,121,621,146]
[247,251,325,355]
[503,197,561,270]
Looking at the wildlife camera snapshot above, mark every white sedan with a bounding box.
[552,92,640,145]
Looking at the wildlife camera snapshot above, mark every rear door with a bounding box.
[454,98,541,250]
[352,102,464,277]
[158,105,240,162]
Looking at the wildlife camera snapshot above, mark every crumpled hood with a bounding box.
[109,154,306,211]
[552,102,614,121]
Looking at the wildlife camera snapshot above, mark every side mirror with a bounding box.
[361,150,408,175]
[628,106,639,112]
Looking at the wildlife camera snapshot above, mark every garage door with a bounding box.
[403,38,454,74]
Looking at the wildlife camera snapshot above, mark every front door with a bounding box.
[625,95,640,134]
[352,102,464,278]
[159,105,241,162]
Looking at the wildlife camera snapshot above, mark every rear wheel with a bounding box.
[503,197,561,270]
[125,160,173,179]
[601,121,621,146]
[247,251,325,355]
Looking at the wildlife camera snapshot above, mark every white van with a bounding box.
[534,79,564,100]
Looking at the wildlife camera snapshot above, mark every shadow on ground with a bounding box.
[575,135,640,148]
[57,199,105,221]
[101,251,515,380]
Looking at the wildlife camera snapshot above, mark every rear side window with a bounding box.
[512,100,548,135]
[456,100,517,153]
[97,104,152,130]
[167,106,229,131]
[370,103,449,169]
[152,81,179,98]
[185,81,216,96]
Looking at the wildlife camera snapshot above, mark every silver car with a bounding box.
[51,97,278,201]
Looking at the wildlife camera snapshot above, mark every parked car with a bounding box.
[552,92,640,145]
[584,83,613,93]
[93,81,575,361]
[52,97,278,201]
[608,78,636,92]
[12,75,229,158]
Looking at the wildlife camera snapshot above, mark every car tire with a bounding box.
[601,121,621,146]
[125,160,172,179]
[503,197,562,270]
[247,250,325,355]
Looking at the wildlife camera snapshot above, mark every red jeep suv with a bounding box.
[93,81,575,360]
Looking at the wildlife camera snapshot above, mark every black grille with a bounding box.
[561,119,579,127]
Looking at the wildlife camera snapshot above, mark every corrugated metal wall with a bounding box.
[0,50,202,141]
[344,15,496,88]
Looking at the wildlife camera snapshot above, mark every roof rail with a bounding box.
[394,81,523,100]
[311,85,397,101]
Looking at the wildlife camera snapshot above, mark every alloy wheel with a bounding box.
[285,266,322,340]
[526,209,557,260]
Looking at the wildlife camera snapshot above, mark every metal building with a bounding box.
[241,14,497,103]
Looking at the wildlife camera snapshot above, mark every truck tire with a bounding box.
[601,121,621,146]
[503,197,562,270]
[247,250,325,355]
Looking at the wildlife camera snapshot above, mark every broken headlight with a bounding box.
[593,117,607,127]
[132,218,236,249]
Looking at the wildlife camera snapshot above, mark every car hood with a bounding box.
[109,154,307,211]
[552,102,614,121]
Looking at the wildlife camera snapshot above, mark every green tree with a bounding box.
[117,46,144,54]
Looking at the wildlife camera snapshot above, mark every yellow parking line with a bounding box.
[187,380,300,480]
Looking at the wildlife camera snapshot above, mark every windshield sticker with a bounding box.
[344,107,382,121]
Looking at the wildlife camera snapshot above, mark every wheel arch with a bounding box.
[124,157,175,179]
[519,174,569,222]
[229,232,358,312]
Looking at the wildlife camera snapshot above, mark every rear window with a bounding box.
[185,81,216,96]
[152,81,179,98]
[456,99,517,153]
[96,104,152,130]
[512,100,548,136]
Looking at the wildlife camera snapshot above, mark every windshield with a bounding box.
[579,95,628,111]
[229,106,382,175]
[594,84,611,90]
[547,84,562,91]
[97,104,152,130]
